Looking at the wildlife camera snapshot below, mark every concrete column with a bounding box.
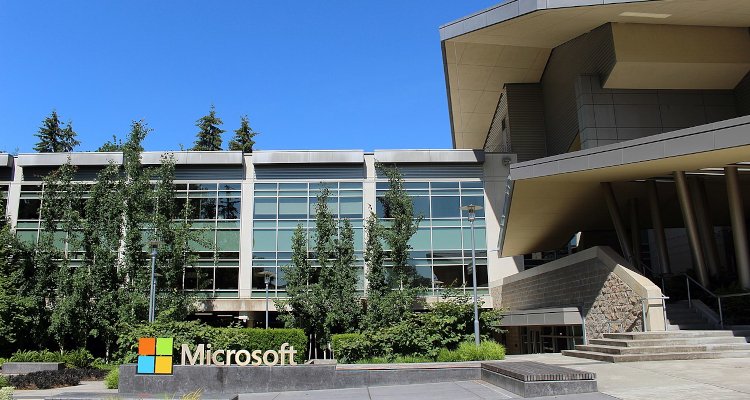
[674,171,710,287]
[647,181,671,275]
[725,166,750,290]
[628,199,641,271]
[601,182,633,263]
[238,155,255,298]
[6,163,21,228]
[690,177,721,277]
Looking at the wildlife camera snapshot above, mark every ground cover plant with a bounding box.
[7,369,107,390]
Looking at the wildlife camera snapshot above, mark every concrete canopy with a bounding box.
[441,0,750,149]
[498,116,750,257]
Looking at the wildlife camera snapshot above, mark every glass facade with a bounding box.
[251,182,365,297]
[376,180,488,295]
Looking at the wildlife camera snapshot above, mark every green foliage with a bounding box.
[375,162,422,286]
[228,115,259,153]
[279,187,362,349]
[334,290,503,363]
[0,386,12,400]
[192,105,224,151]
[8,369,106,389]
[436,341,506,362]
[0,374,8,388]
[0,226,37,355]
[8,349,93,368]
[356,355,433,364]
[97,135,123,151]
[104,368,119,389]
[115,320,307,364]
[34,110,80,153]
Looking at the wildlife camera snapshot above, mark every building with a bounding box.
[0,149,521,327]
[441,0,750,354]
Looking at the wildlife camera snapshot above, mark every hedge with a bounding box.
[8,369,107,390]
[116,321,307,364]
[7,349,94,368]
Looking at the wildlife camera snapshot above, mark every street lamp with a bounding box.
[260,271,275,329]
[461,204,483,346]
[148,239,160,323]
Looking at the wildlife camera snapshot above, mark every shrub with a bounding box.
[6,368,107,390]
[0,357,5,368]
[62,349,94,368]
[104,368,118,389]
[0,387,13,400]
[437,341,505,362]
[0,375,8,387]
[116,321,308,364]
[9,349,61,363]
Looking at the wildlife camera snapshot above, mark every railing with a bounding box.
[676,274,750,329]
[641,296,669,332]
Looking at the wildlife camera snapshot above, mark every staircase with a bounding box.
[562,330,750,362]
[666,300,716,330]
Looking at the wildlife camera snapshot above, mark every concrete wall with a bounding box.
[486,84,547,163]
[576,75,738,149]
[492,246,665,339]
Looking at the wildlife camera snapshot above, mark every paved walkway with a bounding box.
[11,355,750,399]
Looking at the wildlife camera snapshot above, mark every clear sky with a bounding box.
[0,1,498,153]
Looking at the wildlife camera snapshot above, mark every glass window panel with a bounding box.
[433,265,465,287]
[219,191,241,197]
[253,229,276,251]
[471,264,488,288]
[252,251,275,259]
[254,183,277,191]
[430,219,462,227]
[189,183,217,191]
[460,181,483,189]
[279,197,307,219]
[412,197,430,218]
[408,227,431,250]
[16,230,38,244]
[254,198,277,219]
[15,222,38,229]
[340,197,362,217]
[413,266,432,288]
[184,267,199,290]
[278,220,304,228]
[432,227,462,249]
[53,231,67,250]
[18,199,41,220]
[431,196,461,218]
[215,268,239,290]
[219,183,241,191]
[199,198,217,219]
[404,182,429,189]
[375,198,385,218]
[216,220,240,229]
[190,229,215,251]
[252,267,277,289]
[253,259,277,267]
[216,230,240,252]
[462,227,486,250]
[279,183,307,190]
[277,229,295,252]
[461,189,484,196]
[460,196,485,217]
[353,228,363,252]
[431,182,459,189]
[254,220,276,228]
[191,221,215,229]
[340,182,362,189]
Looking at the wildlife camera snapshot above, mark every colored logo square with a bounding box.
[155,338,173,356]
[155,356,173,374]
[138,338,156,355]
[137,355,155,374]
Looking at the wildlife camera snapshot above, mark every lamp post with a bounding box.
[461,204,483,346]
[260,271,275,329]
[148,240,161,323]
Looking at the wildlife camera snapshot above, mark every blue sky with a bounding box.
[0,1,498,153]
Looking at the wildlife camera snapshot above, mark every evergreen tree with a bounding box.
[0,226,36,355]
[376,162,422,287]
[228,115,259,153]
[97,135,123,151]
[34,111,80,152]
[191,105,224,151]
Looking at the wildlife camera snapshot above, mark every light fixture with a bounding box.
[619,11,671,19]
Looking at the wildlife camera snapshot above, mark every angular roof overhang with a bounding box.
[499,116,750,257]
[441,0,750,149]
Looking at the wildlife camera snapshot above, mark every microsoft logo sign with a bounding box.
[137,337,173,374]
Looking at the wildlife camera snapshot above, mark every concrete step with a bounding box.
[589,336,749,347]
[668,323,715,330]
[561,349,750,363]
[603,331,738,340]
[574,343,750,355]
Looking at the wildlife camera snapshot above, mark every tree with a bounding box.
[34,111,80,152]
[228,115,259,153]
[376,162,422,287]
[191,105,224,151]
[97,135,123,152]
[0,226,37,355]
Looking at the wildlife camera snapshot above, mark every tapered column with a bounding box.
[647,181,671,275]
[690,177,721,277]
[674,171,710,287]
[602,182,633,263]
[725,166,750,290]
[628,199,641,270]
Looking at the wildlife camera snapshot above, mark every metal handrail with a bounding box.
[679,274,750,329]
[640,296,669,332]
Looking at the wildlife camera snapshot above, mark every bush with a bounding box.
[116,321,308,364]
[7,368,107,390]
[62,349,94,369]
[0,357,5,368]
[0,375,9,387]
[104,368,118,389]
[436,341,505,362]
[0,387,13,400]
[8,349,94,369]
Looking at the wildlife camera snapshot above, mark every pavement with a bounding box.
[9,354,750,399]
